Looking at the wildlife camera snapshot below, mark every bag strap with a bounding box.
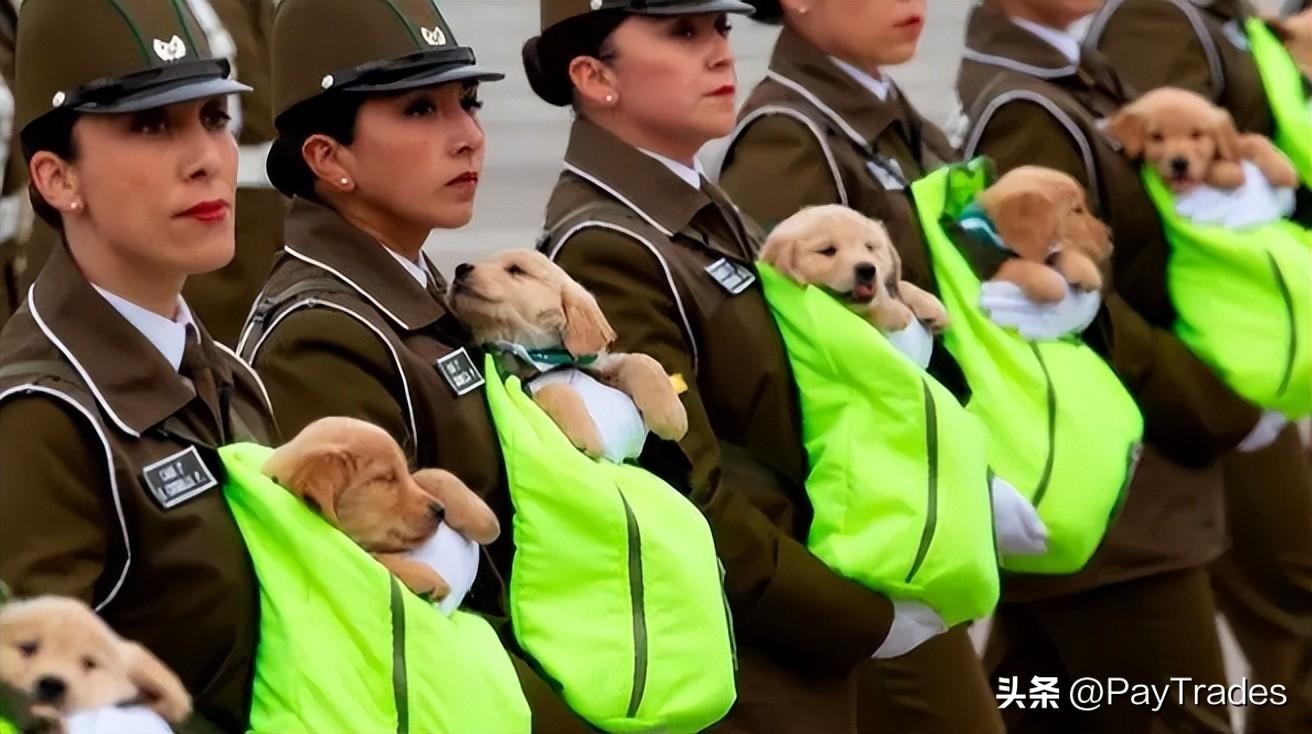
[238,276,341,360]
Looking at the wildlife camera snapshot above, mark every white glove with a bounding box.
[407,522,481,615]
[992,476,1049,557]
[883,317,935,370]
[872,600,947,659]
[65,706,174,734]
[1237,410,1290,453]
[980,281,1101,341]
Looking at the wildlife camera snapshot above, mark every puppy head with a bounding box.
[263,417,447,553]
[0,597,191,723]
[448,250,616,357]
[1106,88,1240,192]
[761,205,902,306]
[979,166,1111,262]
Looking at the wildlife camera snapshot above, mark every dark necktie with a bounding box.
[180,327,224,440]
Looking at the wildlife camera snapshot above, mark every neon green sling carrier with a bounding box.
[481,356,736,734]
[909,161,1144,575]
[1247,17,1312,188]
[220,443,532,734]
[756,263,999,628]
[1141,169,1312,418]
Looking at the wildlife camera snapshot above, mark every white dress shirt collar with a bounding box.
[830,57,893,101]
[385,247,429,288]
[91,285,194,372]
[1011,15,1087,65]
[638,148,706,191]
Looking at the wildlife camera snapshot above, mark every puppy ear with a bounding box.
[1210,108,1242,163]
[560,282,616,357]
[1106,108,1146,158]
[759,229,804,281]
[264,446,355,523]
[989,190,1060,259]
[119,642,191,724]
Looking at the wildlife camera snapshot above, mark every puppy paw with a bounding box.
[643,394,689,442]
[1049,252,1102,292]
[870,298,915,332]
[376,553,452,601]
[901,282,951,333]
[598,353,690,442]
[534,383,607,459]
[996,259,1068,304]
[412,469,500,544]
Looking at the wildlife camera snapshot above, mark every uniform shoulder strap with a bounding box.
[237,275,343,360]
[962,74,1106,215]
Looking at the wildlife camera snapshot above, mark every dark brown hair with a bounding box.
[267,92,368,200]
[521,11,628,107]
[20,110,80,230]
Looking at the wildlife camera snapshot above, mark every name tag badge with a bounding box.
[142,446,218,510]
[437,347,485,396]
[705,257,757,295]
[867,157,906,191]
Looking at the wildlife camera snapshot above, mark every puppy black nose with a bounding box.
[454,263,474,281]
[429,503,446,523]
[1170,157,1188,175]
[35,676,66,703]
[854,263,877,284]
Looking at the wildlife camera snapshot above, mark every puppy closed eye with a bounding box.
[505,264,526,277]
[1149,131,1164,143]
[816,245,838,257]
[1190,129,1203,140]
[17,641,37,657]
[865,242,876,253]
[82,656,98,672]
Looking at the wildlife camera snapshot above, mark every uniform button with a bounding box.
[321,74,334,89]
[51,91,66,107]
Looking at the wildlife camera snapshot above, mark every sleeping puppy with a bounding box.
[1106,87,1297,192]
[263,417,500,600]
[0,596,191,729]
[760,205,948,332]
[974,166,1112,304]
[448,250,688,461]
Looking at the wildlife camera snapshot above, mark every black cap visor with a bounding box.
[326,47,505,96]
[65,59,250,116]
[599,0,755,16]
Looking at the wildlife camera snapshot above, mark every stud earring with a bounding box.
[339,177,351,187]
[605,94,616,104]
[70,200,81,211]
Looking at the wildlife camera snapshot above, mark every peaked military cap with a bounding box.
[272,0,504,122]
[540,0,755,32]
[15,0,250,136]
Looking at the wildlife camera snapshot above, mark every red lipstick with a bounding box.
[178,200,229,222]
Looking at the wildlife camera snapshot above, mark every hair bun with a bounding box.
[522,36,574,107]
[743,0,783,23]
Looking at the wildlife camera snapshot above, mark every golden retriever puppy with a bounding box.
[0,596,190,725]
[976,166,1112,303]
[1106,87,1297,192]
[760,205,948,332]
[263,417,500,600]
[448,250,688,460]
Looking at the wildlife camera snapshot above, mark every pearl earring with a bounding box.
[70,201,81,211]
[340,177,351,187]
[605,94,616,104]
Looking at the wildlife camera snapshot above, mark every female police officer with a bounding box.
[235,1,591,731]
[0,1,277,731]
[955,0,1292,731]
[1089,4,1312,732]
[525,2,967,731]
